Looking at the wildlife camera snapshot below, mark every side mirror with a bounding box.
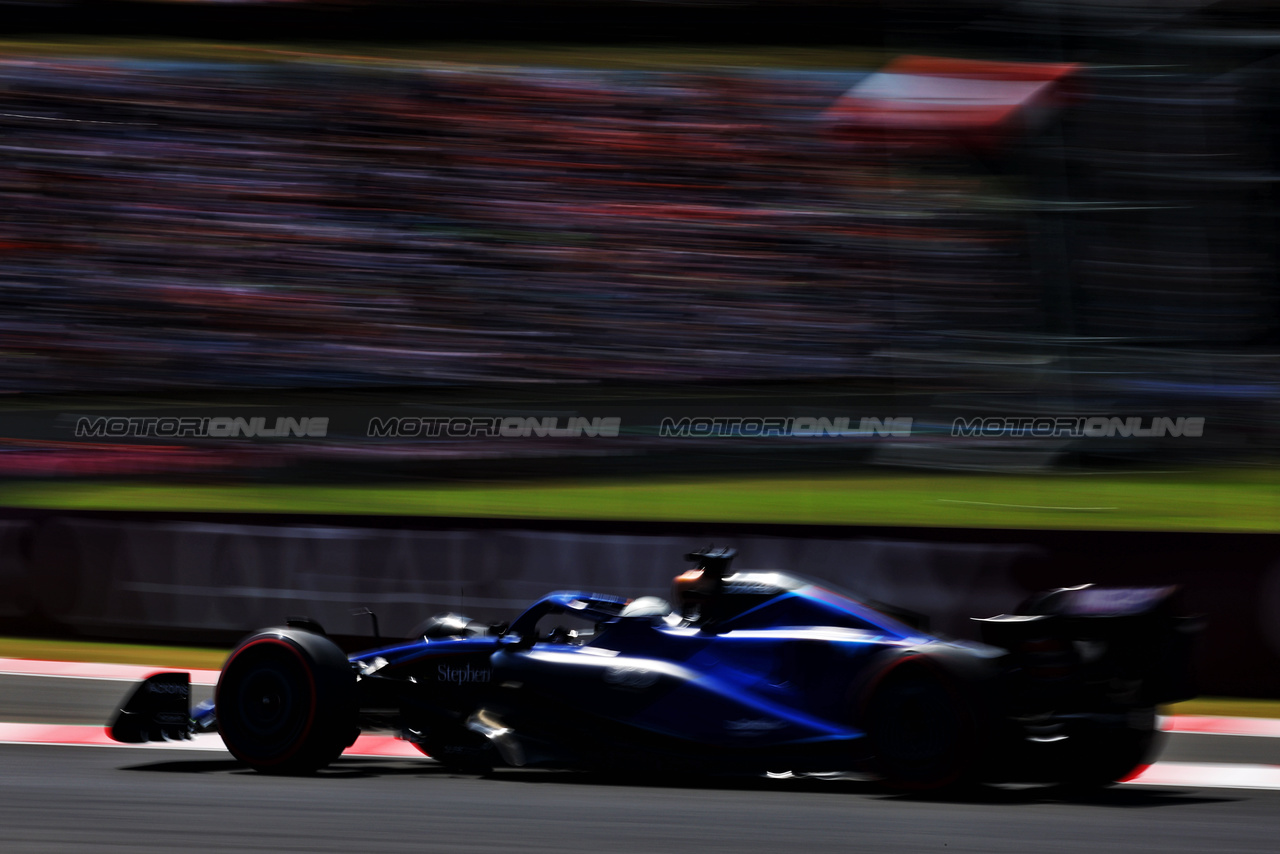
[498,632,536,652]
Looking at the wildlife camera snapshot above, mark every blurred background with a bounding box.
[0,0,1278,693]
[0,0,1278,476]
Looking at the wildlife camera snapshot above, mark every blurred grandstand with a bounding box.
[0,0,1278,477]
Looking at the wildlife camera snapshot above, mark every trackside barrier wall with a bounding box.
[0,521,32,620]
[5,515,1280,696]
[22,518,1033,640]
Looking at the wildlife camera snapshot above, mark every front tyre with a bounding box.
[217,629,356,774]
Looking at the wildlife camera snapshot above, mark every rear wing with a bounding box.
[1016,584,1181,618]
[974,585,1201,706]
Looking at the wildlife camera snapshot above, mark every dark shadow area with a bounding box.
[118,754,1239,808]
[876,782,1235,809]
[121,755,461,778]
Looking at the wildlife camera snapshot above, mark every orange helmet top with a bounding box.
[673,548,737,618]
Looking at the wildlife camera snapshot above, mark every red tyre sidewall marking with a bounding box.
[1117,763,1152,783]
[857,652,929,713]
[217,637,317,768]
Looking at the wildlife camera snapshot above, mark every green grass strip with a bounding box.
[0,636,227,670]
[1,468,1278,531]
[0,38,885,70]
[1169,698,1280,720]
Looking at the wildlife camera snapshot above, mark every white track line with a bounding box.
[1160,716,1280,738]
[1126,762,1280,791]
[0,658,220,685]
[0,724,420,758]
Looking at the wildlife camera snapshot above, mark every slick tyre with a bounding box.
[216,630,356,775]
[1058,709,1159,789]
[861,657,975,792]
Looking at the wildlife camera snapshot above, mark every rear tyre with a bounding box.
[861,657,975,791]
[1058,709,1159,788]
[216,630,356,774]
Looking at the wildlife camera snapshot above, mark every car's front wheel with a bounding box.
[216,629,356,774]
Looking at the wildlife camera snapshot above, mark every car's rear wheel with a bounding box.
[861,657,975,791]
[1058,709,1159,788]
[217,630,356,774]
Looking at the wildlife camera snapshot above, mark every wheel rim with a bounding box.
[237,665,301,739]
[218,639,316,765]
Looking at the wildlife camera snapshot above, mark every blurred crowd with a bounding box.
[0,54,1276,396]
[0,58,1039,392]
[1060,65,1279,343]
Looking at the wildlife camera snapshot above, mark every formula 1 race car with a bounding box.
[109,548,1198,790]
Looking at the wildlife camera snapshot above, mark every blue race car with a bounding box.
[109,548,1197,789]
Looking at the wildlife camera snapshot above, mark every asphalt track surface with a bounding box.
[0,674,215,724]
[4,674,1280,854]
